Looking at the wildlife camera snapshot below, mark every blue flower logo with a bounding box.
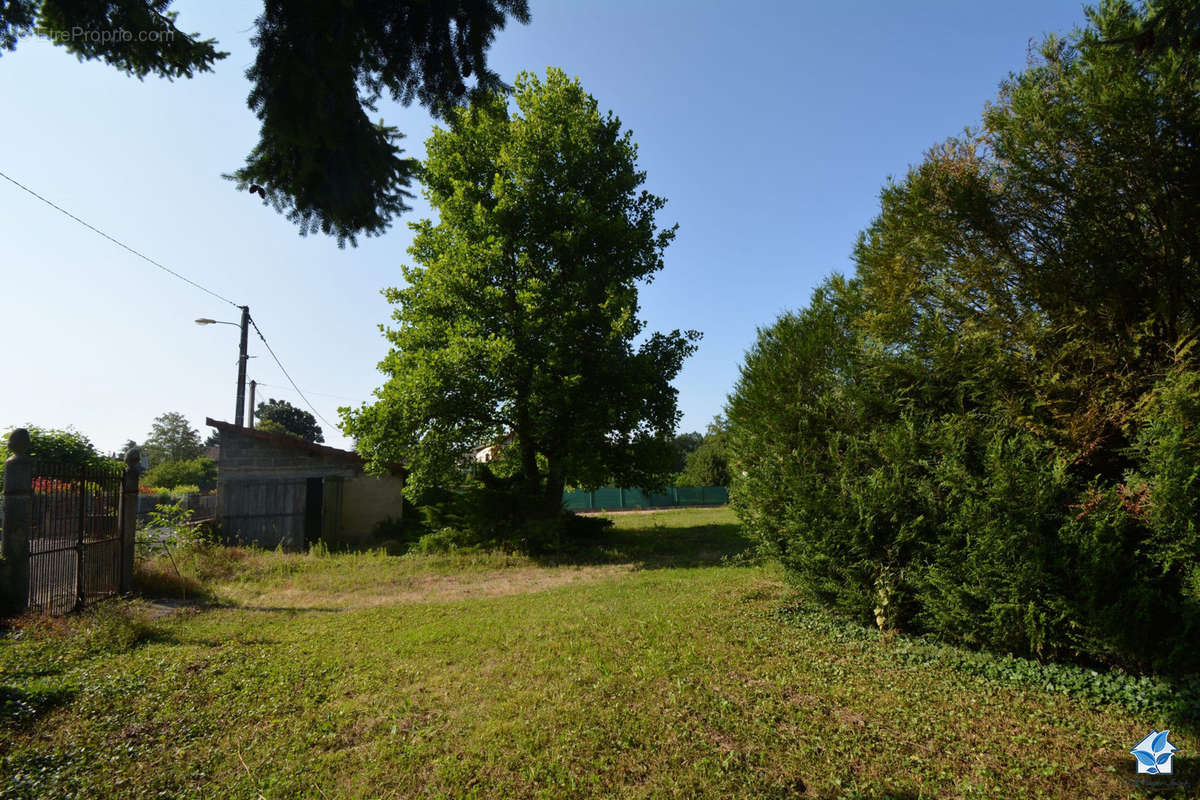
[1131,729,1178,775]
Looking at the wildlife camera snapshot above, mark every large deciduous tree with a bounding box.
[1,0,529,245]
[142,411,203,466]
[343,68,699,515]
[678,417,731,488]
[255,397,324,443]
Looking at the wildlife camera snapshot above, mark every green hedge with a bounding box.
[727,278,1200,675]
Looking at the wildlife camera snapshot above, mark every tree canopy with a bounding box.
[255,398,323,443]
[343,68,699,514]
[669,431,704,473]
[1,0,529,245]
[142,411,203,466]
[1,425,110,471]
[140,456,217,492]
[677,418,730,487]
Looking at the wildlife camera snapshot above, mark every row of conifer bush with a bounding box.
[727,2,1200,675]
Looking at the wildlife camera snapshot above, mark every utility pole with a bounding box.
[235,305,250,427]
[248,379,257,429]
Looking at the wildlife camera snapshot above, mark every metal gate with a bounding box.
[28,461,125,613]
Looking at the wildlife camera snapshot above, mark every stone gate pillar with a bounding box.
[118,447,141,593]
[2,428,33,612]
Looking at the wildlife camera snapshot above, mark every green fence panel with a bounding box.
[563,486,727,510]
[592,487,623,508]
[620,488,650,508]
[563,489,592,511]
[646,490,675,507]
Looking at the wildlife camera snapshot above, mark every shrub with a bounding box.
[406,471,616,556]
[411,527,477,554]
[728,280,1200,674]
[676,419,731,487]
[0,425,112,471]
[133,501,214,599]
[140,457,216,492]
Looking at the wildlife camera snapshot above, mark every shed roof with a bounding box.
[206,418,405,476]
[206,417,364,461]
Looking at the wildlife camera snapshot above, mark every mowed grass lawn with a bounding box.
[1,507,1193,799]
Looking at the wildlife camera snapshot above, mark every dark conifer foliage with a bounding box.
[1,0,223,77]
[1,0,530,245]
[230,0,529,246]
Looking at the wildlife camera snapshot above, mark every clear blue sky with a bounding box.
[0,0,1089,453]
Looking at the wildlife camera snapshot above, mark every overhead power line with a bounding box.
[0,168,242,309]
[2,166,342,433]
[253,382,362,403]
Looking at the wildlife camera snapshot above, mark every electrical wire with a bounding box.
[249,317,339,430]
[0,168,242,309]
[2,166,346,432]
[253,382,361,403]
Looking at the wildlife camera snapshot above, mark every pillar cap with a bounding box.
[6,428,30,456]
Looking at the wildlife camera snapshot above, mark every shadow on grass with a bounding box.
[1162,677,1200,728]
[538,518,758,569]
[1,684,78,732]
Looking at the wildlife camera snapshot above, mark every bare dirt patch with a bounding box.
[237,564,636,611]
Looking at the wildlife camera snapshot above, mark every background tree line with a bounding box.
[727,0,1200,674]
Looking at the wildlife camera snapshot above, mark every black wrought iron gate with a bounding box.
[28,461,125,613]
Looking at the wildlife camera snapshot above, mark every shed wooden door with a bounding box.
[218,478,306,550]
[322,477,344,544]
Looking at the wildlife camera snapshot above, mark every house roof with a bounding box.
[468,431,517,456]
[205,418,405,474]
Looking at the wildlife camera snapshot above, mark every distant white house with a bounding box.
[469,432,516,464]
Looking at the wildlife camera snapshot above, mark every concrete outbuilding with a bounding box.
[206,418,404,550]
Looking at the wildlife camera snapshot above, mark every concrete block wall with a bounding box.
[341,473,406,542]
[211,424,404,550]
[217,431,360,481]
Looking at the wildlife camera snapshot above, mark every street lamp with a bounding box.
[196,306,251,427]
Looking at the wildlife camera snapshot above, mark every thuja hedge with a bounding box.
[728,2,1200,674]
[728,280,1200,674]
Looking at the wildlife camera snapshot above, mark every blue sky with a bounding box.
[0,0,1089,453]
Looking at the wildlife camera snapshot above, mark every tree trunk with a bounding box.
[542,456,565,517]
[513,394,540,497]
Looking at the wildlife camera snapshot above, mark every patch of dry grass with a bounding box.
[223,562,636,611]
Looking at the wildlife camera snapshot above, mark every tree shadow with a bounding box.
[537,518,758,569]
[1160,676,1200,728]
[0,684,78,732]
